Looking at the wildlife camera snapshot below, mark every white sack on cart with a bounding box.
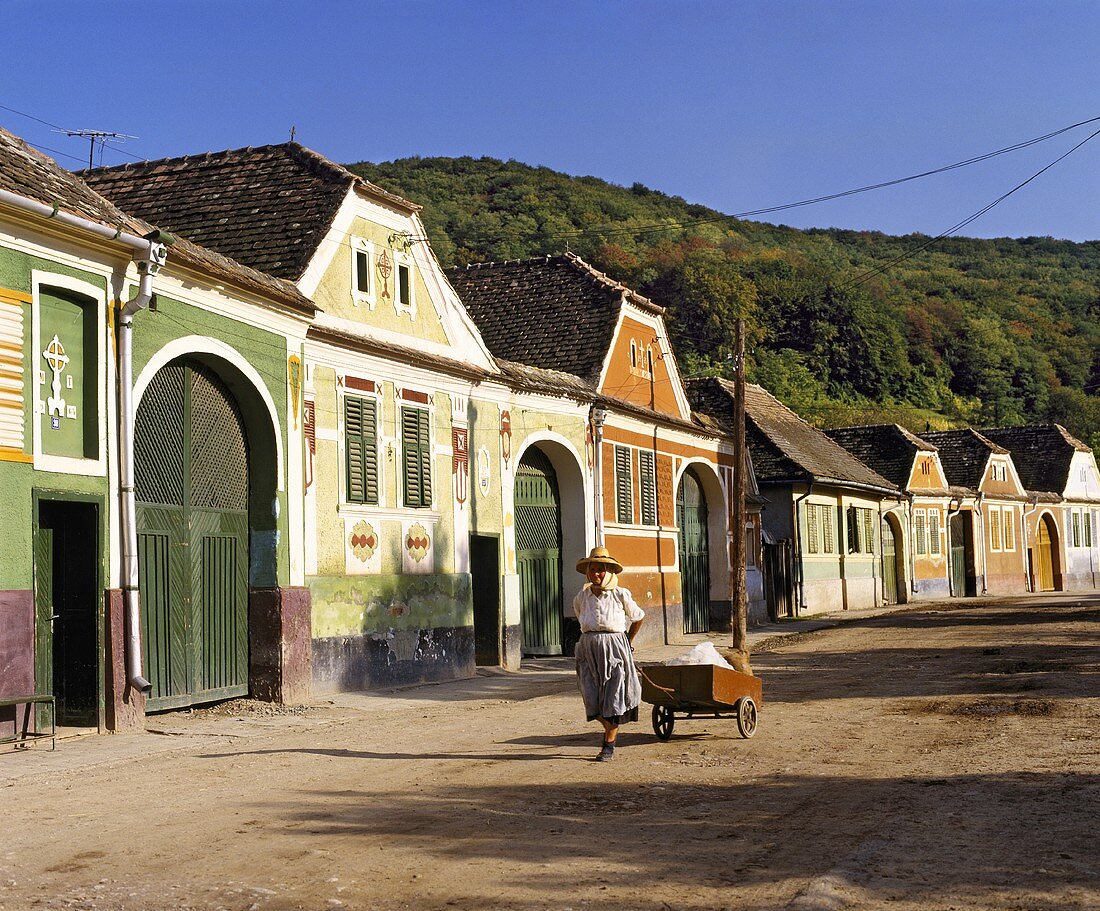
[665,641,734,670]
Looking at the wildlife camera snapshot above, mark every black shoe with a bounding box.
[596,742,615,762]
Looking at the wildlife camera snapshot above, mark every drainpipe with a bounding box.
[0,190,174,693]
[906,493,918,594]
[792,478,813,616]
[590,406,607,546]
[1022,495,1039,593]
[119,233,173,694]
[946,497,962,597]
[976,492,988,595]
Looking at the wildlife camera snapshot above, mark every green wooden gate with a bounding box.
[677,468,710,634]
[881,517,898,604]
[950,513,968,597]
[515,448,563,656]
[135,360,250,711]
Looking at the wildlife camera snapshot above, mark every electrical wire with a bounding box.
[838,125,1100,291]
[538,114,1100,242]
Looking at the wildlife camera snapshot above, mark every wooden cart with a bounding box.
[640,664,762,740]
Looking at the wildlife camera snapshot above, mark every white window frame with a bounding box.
[350,236,376,309]
[393,250,416,318]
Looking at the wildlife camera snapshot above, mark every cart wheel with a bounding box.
[652,705,675,740]
[736,697,758,739]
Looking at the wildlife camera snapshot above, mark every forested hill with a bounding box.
[348,156,1100,447]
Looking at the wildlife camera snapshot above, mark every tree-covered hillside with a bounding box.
[349,156,1100,447]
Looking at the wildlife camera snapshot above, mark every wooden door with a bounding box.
[1037,518,1055,592]
[950,513,968,597]
[515,448,563,656]
[881,517,898,604]
[136,359,250,710]
[677,468,710,634]
[470,534,501,666]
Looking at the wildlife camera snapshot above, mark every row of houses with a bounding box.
[0,125,1096,738]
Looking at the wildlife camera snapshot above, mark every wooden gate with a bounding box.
[677,467,710,634]
[881,517,899,604]
[763,540,793,620]
[135,360,250,711]
[515,448,563,656]
[1036,516,1055,592]
[950,513,968,597]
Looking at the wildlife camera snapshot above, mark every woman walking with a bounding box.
[573,546,645,761]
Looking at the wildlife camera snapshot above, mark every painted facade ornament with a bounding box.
[43,334,70,425]
[405,522,431,563]
[376,248,393,302]
[477,446,491,496]
[349,520,377,563]
[500,410,512,468]
[287,355,302,429]
[452,427,469,505]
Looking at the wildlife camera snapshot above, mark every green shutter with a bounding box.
[614,445,632,524]
[639,450,656,526]
[402,406,431,508]
[344,396,378,505]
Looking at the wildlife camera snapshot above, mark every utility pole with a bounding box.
[58,129,138,170]
[730,318,752,674]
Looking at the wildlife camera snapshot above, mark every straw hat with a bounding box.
[575,545,624,575]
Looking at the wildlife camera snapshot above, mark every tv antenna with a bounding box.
[55,129,139,169]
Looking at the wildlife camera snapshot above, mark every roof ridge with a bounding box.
[86,141,304,175]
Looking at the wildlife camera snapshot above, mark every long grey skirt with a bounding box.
[575,631,641,725]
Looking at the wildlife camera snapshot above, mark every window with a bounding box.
[351,238,374,306]
[822,505,835,554]
[847,506,874,554]
[614,445,633,523]
[929,509,942,555]
[806,503,819,554]
[646,345,655,376]
[915,509,927,555]
[639,450,656,526]
[398,263,412,308]
[1003,506,1015,551]
[863,509,875,554]
[1072,511,1082,548]
[344,396,379,505]
[989,508,1002,552]
[630,340,637,369]
[1086,511,1093,548]
[401,406,432,508]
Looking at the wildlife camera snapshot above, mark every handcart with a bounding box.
[639,663,762,740]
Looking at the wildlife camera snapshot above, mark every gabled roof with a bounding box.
[84,142,418,282]
[447,253,662,386]
[687,378,898,494]
[979,424,1092,495]
[0,126,313,313]
[825,423,935,490]
[919,428,1007,491]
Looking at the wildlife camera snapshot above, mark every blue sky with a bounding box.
[6,1,1099,241]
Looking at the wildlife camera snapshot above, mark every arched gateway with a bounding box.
[134,357,260,710]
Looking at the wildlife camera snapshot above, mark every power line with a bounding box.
[539,114,1100,242]
[838,125,1100,291]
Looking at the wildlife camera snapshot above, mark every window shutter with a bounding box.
[402,406,431,508]
[929,510,941,555]
[847,506,857,553]
[639,450,656,526]
[344,396,378,504]
[862,509,874,554]
[915,511,927,555]
[1003,508,1014,550]
[806,504,819,554]
[990,509,1002,551]
[1086,511,1093,548]
[1072,511,1081,547]
[614,446,633,523]
[823,506,835,554]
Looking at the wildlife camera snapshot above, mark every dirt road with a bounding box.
[2,594,1098,911]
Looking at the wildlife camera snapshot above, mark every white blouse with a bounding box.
[573,584,645,633]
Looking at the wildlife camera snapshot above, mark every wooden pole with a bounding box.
[730,319,752,674]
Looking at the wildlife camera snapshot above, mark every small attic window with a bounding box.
[351,237,375,308]
[646,345,654,375]
[392,250,415,317]
[630,340,637,368]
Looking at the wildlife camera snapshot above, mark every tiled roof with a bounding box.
[980,424,1091,495]
[84,143,417,282]
[919,429,1006,491]
[687,378,898,493]
[825,423,934,490]
[0,127,313,313]
[447,254,661,385]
